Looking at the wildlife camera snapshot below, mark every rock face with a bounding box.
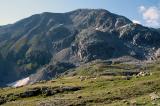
[0,86,81,105]
[29,62,75,83]
[0,9,160,86]
[155,48,160,59]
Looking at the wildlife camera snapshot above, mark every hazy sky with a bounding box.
[0,0,160,28]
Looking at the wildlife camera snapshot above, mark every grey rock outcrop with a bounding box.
[0,9,159,86]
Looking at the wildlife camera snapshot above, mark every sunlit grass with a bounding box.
[1,61,160,106]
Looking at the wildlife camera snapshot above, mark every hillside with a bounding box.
[0,61,160,106]
[0,9,160,86]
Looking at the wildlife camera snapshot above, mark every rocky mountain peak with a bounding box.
[0,9,160,86]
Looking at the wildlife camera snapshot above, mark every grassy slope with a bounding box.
[1,61,160,106]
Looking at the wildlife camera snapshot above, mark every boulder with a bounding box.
[149,92,160,101]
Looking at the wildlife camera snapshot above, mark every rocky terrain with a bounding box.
[0,9,160,87]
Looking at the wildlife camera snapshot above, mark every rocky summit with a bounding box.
[0,9,160,86]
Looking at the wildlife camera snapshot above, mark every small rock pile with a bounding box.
[136,71,152,77]
[149,92,160,101]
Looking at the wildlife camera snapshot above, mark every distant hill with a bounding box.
[0,9,160,86]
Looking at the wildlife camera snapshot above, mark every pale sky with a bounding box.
[0,0,160,28]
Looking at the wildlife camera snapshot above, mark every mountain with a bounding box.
[0,9,160,86]
[158,28,160,33]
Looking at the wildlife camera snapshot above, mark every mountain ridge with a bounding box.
[0,9,160,86]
